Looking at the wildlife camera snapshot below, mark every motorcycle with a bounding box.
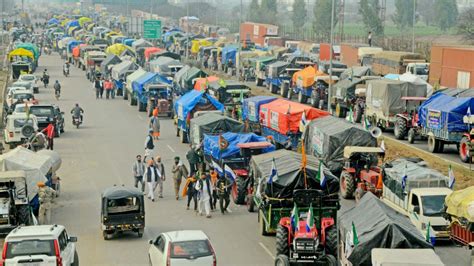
[72,116,82,129]
[63,67,69,77]
[55,89,60,100]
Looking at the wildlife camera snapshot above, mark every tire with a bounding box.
[297,91,307,104]
[124,91,128,101]
[355,187,366,203]
[138,229,144,238]
[256,78,263,86]
[103,230,112,240]
[286,88,293,99]
[259,210,270,236]
[275,224,289,256]
[394,117,407,140]
[234,176,247,205]
[310,91,320,108]
[21,125,35,138]
[280,83,289,97]
[72,251,79,266]
[321,254,337,266]
[407,128,415,144]
[270,84,278,94]
[247,193,255,212]
[180,131,188,143]
[325,226,338,256]
[274,254,290,266]
[138,101,146,112]
[340,170,355,199]
[354,104,362,123]
[459,136,471,163]
[17,205,32,225]
[428,135,440,153]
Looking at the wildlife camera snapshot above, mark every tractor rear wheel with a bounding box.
[297,91,307,103]
[233,176,247,205]
[274,254,290,266]
[459,136,471,163]
[340,170,355,199]
[394,117,407,140]
[276,224,289,256]
[325,226,338,256]
[355,188,366,203]
[321,254,337,266]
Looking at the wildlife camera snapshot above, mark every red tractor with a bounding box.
[393,96,427,140]
[275,189,339,266]
[339,146,385,202]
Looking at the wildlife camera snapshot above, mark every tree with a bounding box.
[435,0,458,31]
[248,0,261,23]
[313,0,339,39]
[260,0,278,24]
[292,0,307,31]
[417,0,436,26]
[457,7,474,42]
[392,0,416,29]
[359,0,384,36]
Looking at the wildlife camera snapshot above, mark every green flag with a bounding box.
[291,203,299,232]
[348,106,354,123]
[352,221,359,246]
[219,78,227,88]
[364,116,371,130]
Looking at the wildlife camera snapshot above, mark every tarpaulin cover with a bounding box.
[175,66,208,90]
[340,66,373,80]
[203,132,274,160]
[340,193,432,266]
[418,92,474,132]
[144,47,162,60]
[259,99,329,134]
[190,113,244,146]
[150,51,181,61]
[149,56,182,75]
[371,249,444,266]
[15,43,39,60]
[331,77,363,100]
[365,79,427,117]
[100,54,122,74]
[58,37,74,49]
[174,90,224,121]
[251,149,339,200]
[385,72,433,96]
[191,39,213,54]
[242,95,277,122]
[66,20,79,30]
[78,17,92,27]
[221,46,237,65]
[126,68,147,91]
[48,18,59,25]
[132,72,171,94]
[292,66,317,88]
[445,186,474,222]
[194,76,219,91]
[267,61,289,78]
[303,116,376,174]
[67,40,82,53]
[102,186,143,199]
[122,38,135,46]
[8,48,34,61]
[0,147,51,200]
[383,158,449,200]
[106,44,131,56]
[37,150,62,173]
[132,39,153,50]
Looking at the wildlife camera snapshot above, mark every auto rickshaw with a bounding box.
[101,186,145,240]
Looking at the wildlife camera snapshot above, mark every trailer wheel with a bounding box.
[137,100,146,112]
[17,205,32,225]
[354,104,363,123]
[274,255,290,266]
[233,176,247,205]
[407,128,416,144]
[180,131,188,143]
[276,224,289,256]
[322,254,337,266]
[340,170,355,199]
[280,83,289,97]
[394,117,407,140]
[124,90,128,100]
[270,84,278,94]
[310,91,320,108]
[259,210,270,236]
[428,135,441,153]
[297,91,307,104]
[459,136,471,163]
[325,226,338,256]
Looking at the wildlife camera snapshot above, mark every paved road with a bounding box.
[31,53,471,266]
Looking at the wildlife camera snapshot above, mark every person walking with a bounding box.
[195,173,212,218]
[149,111,160,140]
[104,78,113,99]
[144,159,161,202]
[37,182,56,224]
[132,155,145,192]
[183,175,198,211]
[368,31,372,47]
[99,77,105,98]
[186,144,199,175]
[144,129,155,160]
[94,78,102,99]
[216,175,232,214]
[42,120,55,150]
[155,156,166,198]
[210,168,219,211]
[171,156,188,200]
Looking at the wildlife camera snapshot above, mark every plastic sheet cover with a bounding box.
[242,96,277,122]
[340,193,432,266]
[190,113,244,145]
[339,66,373,80]
[445,186,474,222]
[174,90,224,121]
[331,77,363,100]
[100,54,121,74]
[132,72,171,94]
[303,116,376,175]
[251,150,339,200]
[149,56,181,74]
[203,132,274,160]
[111,60,138,81]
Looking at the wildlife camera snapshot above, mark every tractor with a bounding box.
[339,146,385,202]
[393,96,427,140]
[275,189,339,266]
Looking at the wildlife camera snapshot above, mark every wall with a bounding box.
[429,45,474,88]
[340,43,359,67]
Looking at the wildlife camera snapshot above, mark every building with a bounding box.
[429,45,474,89]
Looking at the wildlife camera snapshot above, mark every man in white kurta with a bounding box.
[195,173,212,218]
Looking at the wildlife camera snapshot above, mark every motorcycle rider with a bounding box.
[70,103,84,123]
[53,80,61,99]
[63,62,70,76]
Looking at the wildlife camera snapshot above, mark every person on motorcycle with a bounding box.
[53,80,61,98]
[70,103,84,123]
[63,62,70,76]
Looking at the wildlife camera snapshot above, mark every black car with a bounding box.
[29,104,65,136]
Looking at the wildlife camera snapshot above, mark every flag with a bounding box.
[345,221,359,257]
[218,134,229,151]
[305,204,314,232]
[219,78,227,88]
[290,203,299,232]
[317,161,327,188]
[468,106,471,118]
[267,158,278,184]
[347,106,354,123]
[425,221,436,246]
[301,142,307,169]
[448,165,455,189]
[224,164,236,182]
[299,111,307,132]
[352,221,359,246]
[401,164,408,192]
[380,139,385,152]
[364,116,371,131]
[212,160,223,176]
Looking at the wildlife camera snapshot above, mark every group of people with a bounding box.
[94,77,116,99]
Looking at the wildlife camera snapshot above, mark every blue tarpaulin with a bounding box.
[132,72,171,94]
[242,96,277,122]
[48,18,59,25]
[123,38,135,46]
[66,20,79,30]
[384,73,400,80]
[203,132,275,160]
[418,92,474,132]
[221,46,237,64]
[67,40,82,52]
[174,90,224,121]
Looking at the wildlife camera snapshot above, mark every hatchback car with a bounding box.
[1,225,78,266]
[18,74,40,93]
[148,230,216,266]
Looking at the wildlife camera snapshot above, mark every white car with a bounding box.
[6,86,31,98]
[6,89,38,111]
[18,74,40,93]
[3,113,38,149]
[148,230,216,266]
[2,225,78,266]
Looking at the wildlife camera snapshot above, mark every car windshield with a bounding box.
[416,67,429,75]
[13,118,34,128]
[30,107,53,116]
[20,75,35,81]
[170,240,212,259]
[107,197,140,214]
[6,240,55,258]
[13,93,32,100]
[421,195,446,217]
[14,106,26,113]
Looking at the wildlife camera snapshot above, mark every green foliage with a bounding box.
[260,0,278,24]
[313,0,338,38]
[457,7,474,42]
[291,0,307,31]
[392,0,415,29]
[435,0,458,31]
[248,0,260,22]
[359,0,384,36]
[417,0,436,26]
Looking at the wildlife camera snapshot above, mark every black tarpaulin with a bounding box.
[102,186,143,199]
[340,193,432,266]
[100,54,122,74]
[189,113,244,146]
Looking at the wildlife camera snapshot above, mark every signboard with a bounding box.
[143,20,161,39]
[270,111,279,130]
[248,102,256,121]
[311,128,324,156]
[427,109,442,129]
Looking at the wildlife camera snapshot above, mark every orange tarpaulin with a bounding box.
[194,76,219,90]
[144,47,162,61]
[259,99,329,134]
[292,66,324,88]
[72,44,87,58]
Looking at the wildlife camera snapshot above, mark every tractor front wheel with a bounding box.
[340,170,355,199]
[354,104,363,123]
[394,117,407,140]
[325,226,338,256]
[233,176,247,205]
[459,136,471,163]
[276,224,289,256]
[321,254,337,266]
[407,128,416,144]
[274,254,290,266]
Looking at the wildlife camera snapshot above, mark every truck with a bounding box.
[78,45,101,70]
[239,22,278,47]
[264,61,303,96]
[381,158,452,241]
[429,45,474,88]
[125,68,148,105]
[242,96,277,134]
[444,186,474,249]
[371,51,429,80]
[84,51,107,80]
[340,43,382,67]
[253,56,276,87]
[207,80,251,119]
[131,72,173,114]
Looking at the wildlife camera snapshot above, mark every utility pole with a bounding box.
[236,0,242,79]
[412,0,416,53]
[328,0,335,113]
[185,0,189,60]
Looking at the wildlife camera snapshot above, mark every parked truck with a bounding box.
[340,43,382,67]
[381,158,452,241]
[372,51,429,80]
[444,186,474,249]
[254,56,276,87]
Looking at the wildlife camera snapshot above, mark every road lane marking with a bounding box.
[137,115,144,121]
[167,145,176,152]
[259,242,275,260]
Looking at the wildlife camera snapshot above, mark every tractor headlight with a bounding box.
[294,238,318,252]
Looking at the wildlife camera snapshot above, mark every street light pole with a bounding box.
[328,0,335,112]
[185,0,189,60]
[236,0,242,79]
[150,0,153,19]
[412,0,416,53]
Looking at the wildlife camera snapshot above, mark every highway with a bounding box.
[33,53,471,265]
